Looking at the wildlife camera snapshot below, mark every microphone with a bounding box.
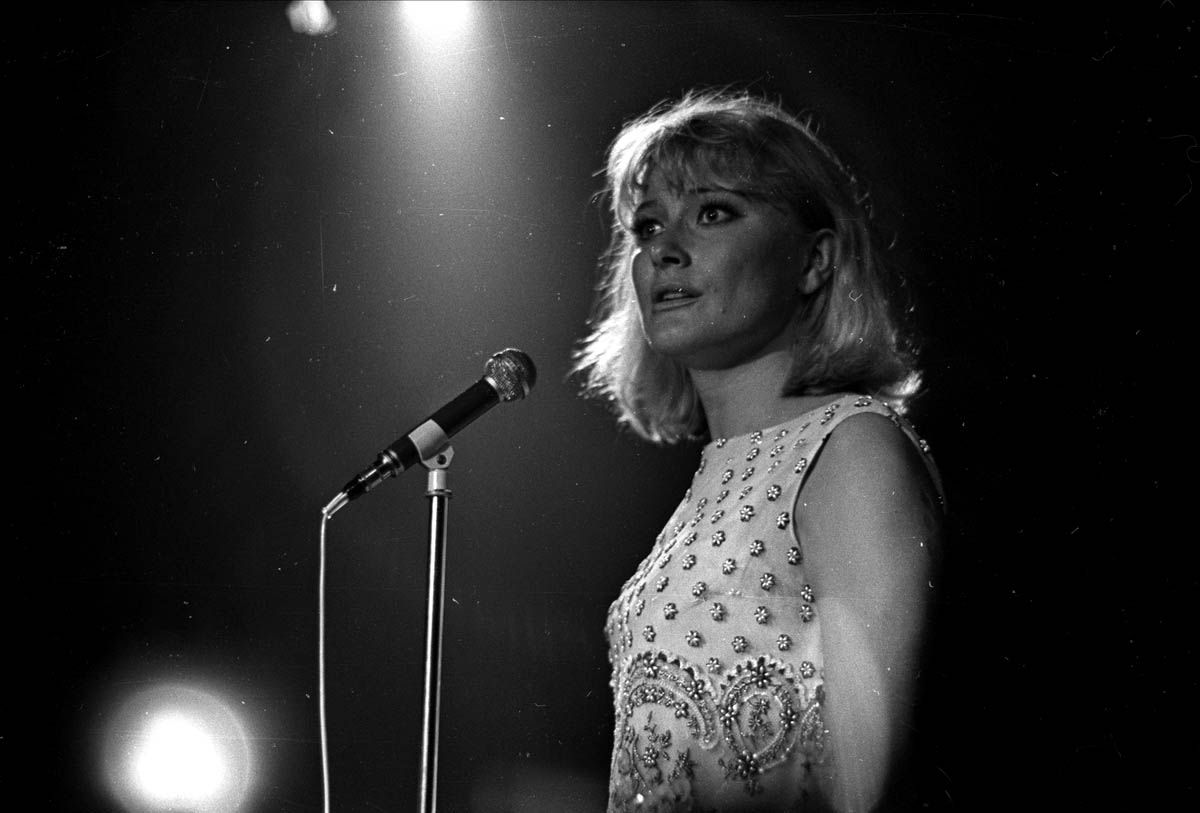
[323,348,536,517]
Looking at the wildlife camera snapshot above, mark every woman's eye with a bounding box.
[631,219,661,240]
[698,204,736,225]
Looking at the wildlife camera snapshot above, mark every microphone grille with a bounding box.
[485,348,537,402]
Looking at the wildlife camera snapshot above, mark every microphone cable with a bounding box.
[318,512,332,813]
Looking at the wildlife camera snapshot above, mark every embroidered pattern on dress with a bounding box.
[606,393,941,810]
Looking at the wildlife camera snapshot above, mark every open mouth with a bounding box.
[653,287,699,310]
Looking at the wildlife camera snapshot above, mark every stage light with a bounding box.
[286,0,337,36]
[401,1,473,40]
[103,684,255,812]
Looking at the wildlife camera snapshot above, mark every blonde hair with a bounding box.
[574,89,921,444]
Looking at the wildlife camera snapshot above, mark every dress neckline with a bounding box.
[703,392,858,452]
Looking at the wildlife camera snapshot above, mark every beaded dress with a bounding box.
[604,393,941,811]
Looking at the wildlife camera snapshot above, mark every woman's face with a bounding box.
[630,168,812,370]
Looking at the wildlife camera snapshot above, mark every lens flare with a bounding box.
[102,684,254,812]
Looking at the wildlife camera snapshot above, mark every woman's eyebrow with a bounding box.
[687,185,753,199]
[634,186,749,213]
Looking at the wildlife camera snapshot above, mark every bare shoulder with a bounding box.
[796,411,943,590]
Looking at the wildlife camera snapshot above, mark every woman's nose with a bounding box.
[650,232,690,268]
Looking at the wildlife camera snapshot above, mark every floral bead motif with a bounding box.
[696,457,707,475]
[697,497,708,511]
[776,512,791,530]
[800,584,815,603]
[684,531,697,546]
[655,576,669,592]
[819,403,840,425]
[750,430,763,444]
[777,634,793,651]
[742,467,756,481]
[779,705,800,732]
[716,488,730,503]
[706,657,723,674]
[721,469,734,484]
[739,505,755,522]
[686,630,703,647]
[794,458,808,474]
[635,598,645,616]
[738,485,753,499]
[749,660,773,689]
[919,438,931,454]
[799,605,815,623]
[721,558,737,575]
[786,547,802,565]
[671,520,685,536]
[731,636,749,653]
[642,743,660,766]
[642,625,656,642]
[754,606,770,624]
[760,573,777,591]
[663,602,678,620]
[769,444,786,458]
[854,395,874,407]
[715,438,728,448]
[710,509,726,524]
[710,602,727,621]
[692,582,707,598]
[711,530,726,546]
[658,553,672,569]
[749,539,765,557]
[766,484,782,502]
[746,447,760,461]
[682,553,697,570]
[799,661,816,679]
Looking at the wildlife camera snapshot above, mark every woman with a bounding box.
[575,90,945,811]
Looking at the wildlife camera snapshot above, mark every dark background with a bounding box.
[12,2,1192,810]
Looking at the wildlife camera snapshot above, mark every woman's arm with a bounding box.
[797,412,944,812]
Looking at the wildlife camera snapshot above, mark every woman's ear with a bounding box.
[798,229,837,294]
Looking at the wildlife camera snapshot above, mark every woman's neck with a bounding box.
[689,347,837,440]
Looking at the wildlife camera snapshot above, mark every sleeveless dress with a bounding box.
[604,393,942,811]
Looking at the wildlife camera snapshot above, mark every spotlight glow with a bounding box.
[402,1,473,39]
[103,684,254,812]
[132,713,226,803]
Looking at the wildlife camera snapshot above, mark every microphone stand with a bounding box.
[419,445,453,813]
